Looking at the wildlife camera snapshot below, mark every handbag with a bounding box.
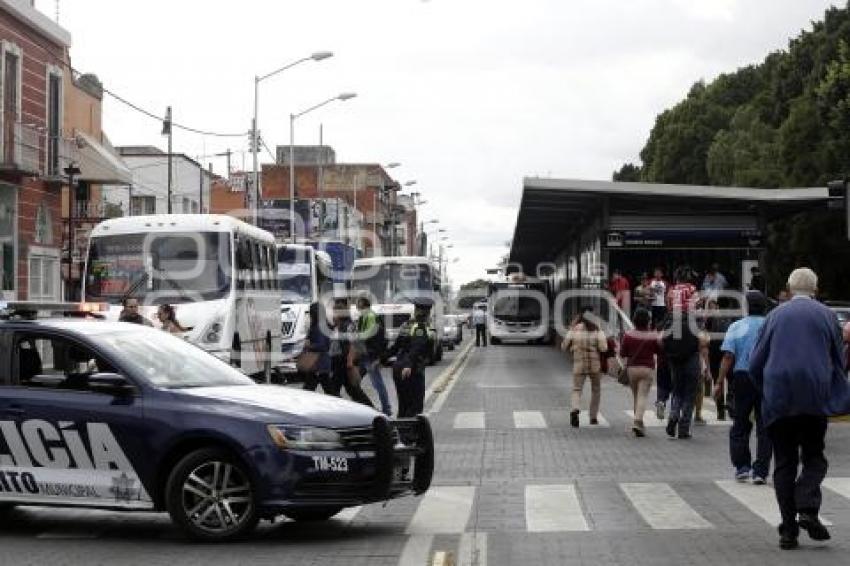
[616,358,629,386]
[296,351,320,373]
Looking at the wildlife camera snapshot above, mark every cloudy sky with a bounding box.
[41,0,839,287]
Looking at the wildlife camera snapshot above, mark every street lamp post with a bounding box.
[289,92,357,240]
[64,162,81,301]
[252,51,333,225]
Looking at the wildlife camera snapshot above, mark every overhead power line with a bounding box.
[0,21,246,138]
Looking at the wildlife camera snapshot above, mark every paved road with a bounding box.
[3,341,850,566]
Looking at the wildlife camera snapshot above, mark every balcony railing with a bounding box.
[1,114,46,177]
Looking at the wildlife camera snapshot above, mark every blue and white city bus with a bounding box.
[83,214,281,380]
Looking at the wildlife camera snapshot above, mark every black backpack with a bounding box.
[662,315,699,362]
[364,314,388,357]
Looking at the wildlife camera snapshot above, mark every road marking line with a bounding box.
[406,486,476,535]
[625,410,730,427]
[513,410,547,429]
[335,505,362,523]
[398,535,435,566]
[426,341,475,415]
[458,532,488,566]
[716,480,832,527]
[621,483,713,530]
[525,484,589,532]
[579,411,609,427]
[454,411,485,429]
[824,477,850,500]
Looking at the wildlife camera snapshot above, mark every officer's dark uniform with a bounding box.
[386,300,435,418]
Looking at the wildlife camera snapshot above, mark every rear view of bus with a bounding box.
[488,273,553,345]
[351,257,444,363]
[83,215,282,380]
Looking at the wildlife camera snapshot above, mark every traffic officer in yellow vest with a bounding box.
[385,297,436,418]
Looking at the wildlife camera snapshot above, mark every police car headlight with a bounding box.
[267,425,344,451]
[202,317,224,343]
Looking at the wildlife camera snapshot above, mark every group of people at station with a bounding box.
[297,295,436,419]
[564,264,850,550]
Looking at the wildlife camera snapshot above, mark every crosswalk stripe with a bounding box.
[620,483,713,530]
[624,410,731,427]
[824,477,850,500]
[406,486,476,535]
[579,411,609,427]
[525,484,589,532]
[457,532,488,566]
[398,535,435,566]
[454,412,485,429]
[715,480,832,527]
[513,411,547,429]
[335,506,362,523]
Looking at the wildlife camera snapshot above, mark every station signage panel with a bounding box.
[604,230,763,249]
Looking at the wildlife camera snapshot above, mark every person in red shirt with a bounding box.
[667,267,700,313]
[610,269,631,312]
[620,308,661,437]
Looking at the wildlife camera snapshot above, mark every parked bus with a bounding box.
[83,214,281,380]
[487,273,553,345]
[277,243,334,374]
[351,256,444,363]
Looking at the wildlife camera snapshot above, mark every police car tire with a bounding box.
[165,448,259,542]
[281,506,343,522]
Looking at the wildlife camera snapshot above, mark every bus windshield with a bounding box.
[490,283,545,322]
[85,232,232,304]
[351,263,433,303]
[278,247,313,303]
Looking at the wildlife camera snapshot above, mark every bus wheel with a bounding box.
[231,335,242,368]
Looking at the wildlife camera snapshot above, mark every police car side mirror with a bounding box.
[88,372,134,395]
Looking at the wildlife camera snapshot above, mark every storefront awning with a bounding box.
[71,131,133,185]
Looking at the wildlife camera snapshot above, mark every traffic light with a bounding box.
[827,179,850,240]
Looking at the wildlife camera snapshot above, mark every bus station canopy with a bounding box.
[509,178,829,273]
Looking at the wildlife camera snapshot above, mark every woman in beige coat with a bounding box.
[561,307,608,428]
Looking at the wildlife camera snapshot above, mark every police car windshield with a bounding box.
[96,329,254,389]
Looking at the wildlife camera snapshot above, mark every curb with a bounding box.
[425,340,475,404]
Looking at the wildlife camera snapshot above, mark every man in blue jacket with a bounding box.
[749,268,850,550]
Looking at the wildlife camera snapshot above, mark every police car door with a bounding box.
[0,330,153,509]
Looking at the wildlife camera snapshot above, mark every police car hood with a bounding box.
[175,384,380,427]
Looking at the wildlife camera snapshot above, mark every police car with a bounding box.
[0,302,433,541]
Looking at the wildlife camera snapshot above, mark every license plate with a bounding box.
[393,456,415,482]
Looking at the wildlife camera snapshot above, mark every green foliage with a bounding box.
[616,2,850,297]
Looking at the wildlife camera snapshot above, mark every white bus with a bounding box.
[83,214,281,380]
[351,256,444,363]
[487,273,553,345]
[277,243,334,374]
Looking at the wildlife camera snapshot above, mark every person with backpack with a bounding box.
[355,296,392,416]
[662,268,702,440]
[385,297,436,418]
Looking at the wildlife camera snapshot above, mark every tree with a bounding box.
[613,163,642,181]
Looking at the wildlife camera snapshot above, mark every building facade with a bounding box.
[102,146,211,217]
[260,159,416,256]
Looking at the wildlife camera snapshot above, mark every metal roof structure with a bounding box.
[509,178,830,272]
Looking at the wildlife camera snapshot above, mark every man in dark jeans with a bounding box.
[715,291,771,484]
[750,268,850,550]
[472,304,487,347]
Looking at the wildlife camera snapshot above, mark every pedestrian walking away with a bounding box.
[715,291,771,485]
[156,303,187,335]
[384,298,436,418]
[661,268,701,440]
[620,308,661,437]
[562,306,608,428]
[749,268,850,550]
[356,296,392,416]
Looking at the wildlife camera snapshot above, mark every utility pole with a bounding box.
[163,106,173,214]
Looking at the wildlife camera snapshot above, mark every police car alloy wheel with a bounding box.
[165,448,259,541]
[281,506,343,522]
